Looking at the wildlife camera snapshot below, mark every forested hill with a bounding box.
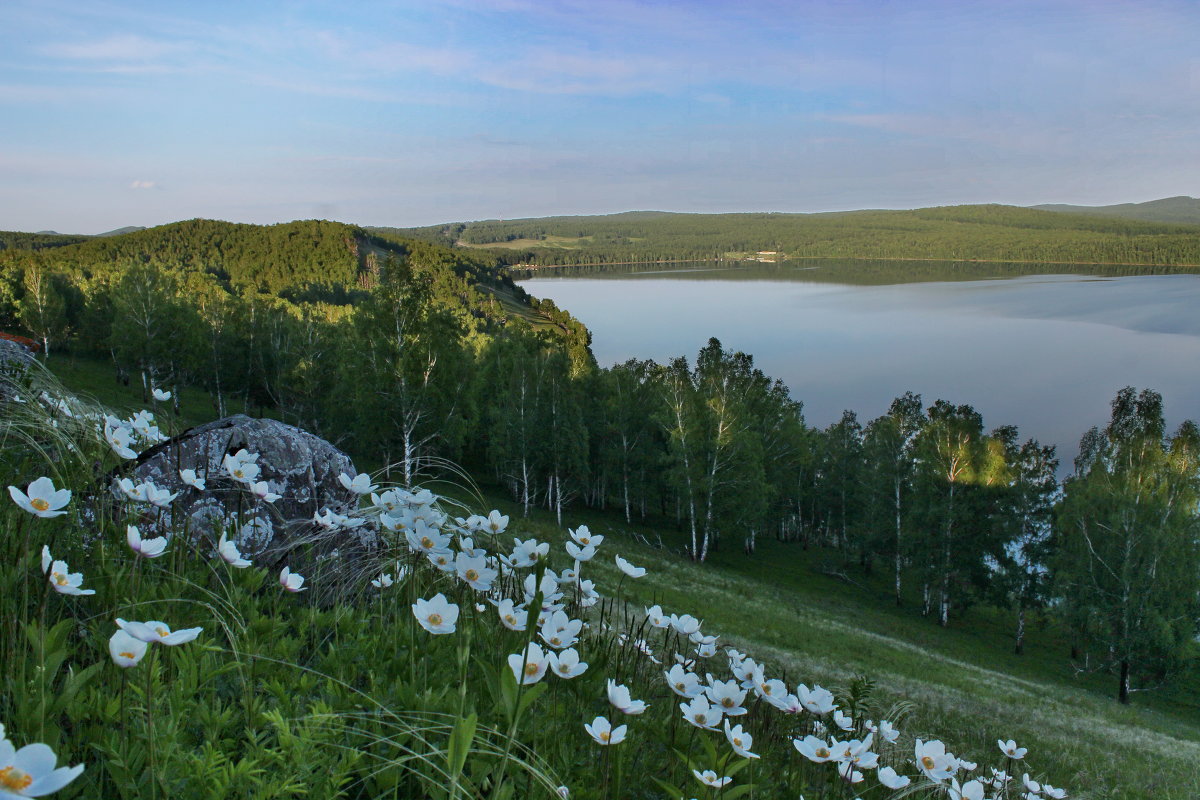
[0,231,90,251]
[1033,196,1200,225]
[393,204,1200,267]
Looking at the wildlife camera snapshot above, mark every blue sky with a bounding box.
[1,0,1197,233]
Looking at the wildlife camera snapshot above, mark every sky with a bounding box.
[1,0,1198,233]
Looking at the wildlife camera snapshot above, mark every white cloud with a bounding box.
[41,34,186,62]
[129,180,156,190]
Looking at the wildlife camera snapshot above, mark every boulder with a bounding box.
[0,338,34,396]
[113,414,378,561]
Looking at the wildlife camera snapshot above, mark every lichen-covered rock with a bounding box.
[112,415,377,562]
[0,339,34,397]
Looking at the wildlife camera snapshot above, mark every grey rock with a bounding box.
[0,339,34,397]
[113,415,377,563]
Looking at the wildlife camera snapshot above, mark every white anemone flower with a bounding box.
[126,525,168,559]
[949,778,986,800]
[837,762,864,784]
[564,541,595,562]
[693,770,732,789]
[664,664,704,698]
[371,573,394,589]
[0,737,85,797]
[1041,783,1067,799]
[116,478,146,503]
[116,619,203,646]
[606,679,647,715]
[539,609,583,650]
[548,648,588,679]
[505,538,549,568]
[151,388,171,401]
[915,739,958,783]
[455,552,498,592]
[338,472,378,495]
[794,735,834,763]
[645,604,669,629]
[104,423,137,459]
[833,709,855,731]
[507,642,551,685]
[279,567,306,593]
[614,554,646,578]
[723,720,760,759]
[8,477,71,518]
[998,739,1028,759]
[249,481,281,503]
[879,720,900,743]
[568,525,602,548]
[584,716,626,746]
[44,553,95,596]
[412,593,458,634]
[223,450,261,484]
[797,683,837,715]
[217,531,252,568]
[669,613,702,636]
[705,679,748,716]
[878,766,911,790]
[680,695,722,730]
[143,482,178,509]
[108,629,149,668]
[484,509,509,533]
[496,599,528,632]
[179,469,206,490]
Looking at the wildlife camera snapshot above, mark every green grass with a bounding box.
[457,235,591,251]
[39,355,1200,800]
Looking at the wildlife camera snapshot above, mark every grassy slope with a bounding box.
[1033,196,1200,225]
[45,353,1200,800]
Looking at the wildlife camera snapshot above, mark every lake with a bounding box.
[522,264,1200,471]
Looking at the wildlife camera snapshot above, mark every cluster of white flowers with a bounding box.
[103,410,167,460]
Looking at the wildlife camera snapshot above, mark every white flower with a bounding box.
[879,719,900,743]
[693,770,732,788]
[614,554,646,578]
[606,679,648,715]
[44,555,95,596]
[508,642,551,685]
[108,629,149,668]
[505,538,549,568]
[1042,783,1067,799]
[338,472,378,495]
[705,679,747,716]
[949,778,986,800]
[797,683,837,715]
[878,766,911,790]
[496,598,528,632]
[279,567,306,593]
[645,604,669,629]
[8,477,71,518]
[143,482,178,509]
[680,695,722,730]
[223,450,261,484]
[998,739,1028,759]
[723,719,759,759]
[484,509,509,533]
[152,388,171,401]
[412,593,458,634]
[455,553,498,592]
[126,525,168,559]
[548,648,588,679]
[664,664,704,698]
[539,609,583,650]
[915,739,958,783]
[0,738,85,797]
[249,481,281,503]
[833,709,855,731]
[568,525,602,548]
[104,423,137,459]
[116,619,203,646]
[669,613,702,636]
[837,762,864,784]
[564,541,595,562]
[179,469,206,490]
[794,735,834,763]
[217,531,252,568]
[584,716,626,746]
[371,573,394,589]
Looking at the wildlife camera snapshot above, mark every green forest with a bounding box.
[390,204,1200,269]
[1,218,1197,707]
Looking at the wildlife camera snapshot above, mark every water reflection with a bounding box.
[523,269,1200,471]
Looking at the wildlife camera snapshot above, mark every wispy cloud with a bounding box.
[129,180,156,189]
[41,33,185,61]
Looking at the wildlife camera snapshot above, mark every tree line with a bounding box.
[0,221,1196,703]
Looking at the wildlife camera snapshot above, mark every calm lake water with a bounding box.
[523,265,1200,471]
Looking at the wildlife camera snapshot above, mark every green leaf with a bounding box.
[446,712,477,779]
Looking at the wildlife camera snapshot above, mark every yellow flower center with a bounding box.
[721,698,734,708]
[157,627,170,638]
[761,683,773,694]
[30,497,50,512]
[599,731,610,742]
[0,766,33,791]
[233,468,244,478]
[465,569,479,581]
[734,737,743,746]
[816,747,830,759]
[120,651,136,659]
[693,714,706,724]
[921,755,935,770]
[676,682,686,692]
[54,572,69,585]
[504,614,517,625]
[420,537,434,549]
[427,614,442,626]
[558,663,569,674]
[524,663,540,676]
[550,636,561,646]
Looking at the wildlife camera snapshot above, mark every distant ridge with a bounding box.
[1032,196,1200,225]
[96,225,146,237]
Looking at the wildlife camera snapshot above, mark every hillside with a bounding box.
[392,204,1200,268]
[1033,196,1200,225]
